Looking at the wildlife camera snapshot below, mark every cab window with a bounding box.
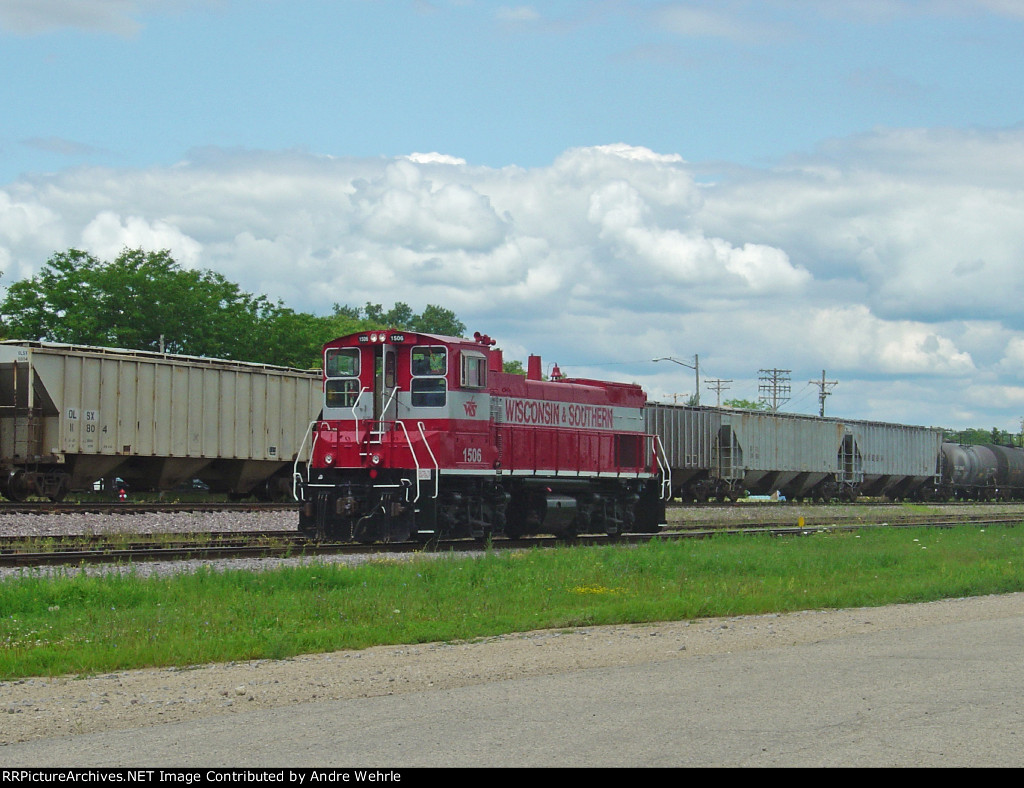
[326,379,361,409]
[325,348,360,408]
[461,352,487,388]
[326,348,359,378]
[411,346,447,407]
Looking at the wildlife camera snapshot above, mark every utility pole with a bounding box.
[758,368,791,412]
[810,370,838,417]
[705,378,732,407]
[653,355,700,406]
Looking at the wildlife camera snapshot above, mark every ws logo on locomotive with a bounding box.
[293,330,670,542]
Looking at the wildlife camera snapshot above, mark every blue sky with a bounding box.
[5,2,1022,176]
[2,1,1024,433]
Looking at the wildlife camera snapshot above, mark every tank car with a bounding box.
[294,330,669,542]
[939,443,1024,500]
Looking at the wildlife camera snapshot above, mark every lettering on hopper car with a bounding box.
[502,398,618,430]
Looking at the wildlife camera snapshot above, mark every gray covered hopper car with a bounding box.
[0,341,322,501]
[646,403,942,502]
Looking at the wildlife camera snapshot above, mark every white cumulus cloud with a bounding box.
[1,134,1023,429]
[80,211,202,268]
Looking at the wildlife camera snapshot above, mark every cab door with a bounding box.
[372,344,399,427]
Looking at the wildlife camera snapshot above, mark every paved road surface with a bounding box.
[2,601,1022,767]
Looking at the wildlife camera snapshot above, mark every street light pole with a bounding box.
[652,355,700,406]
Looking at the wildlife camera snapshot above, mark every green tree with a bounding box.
[256,305,333,369]
[330,302,466,337]
[941,427,1017,446]
[723,398,769,410]
[410,304,465,336]
[1,249,469,369]
[0,248,323,365]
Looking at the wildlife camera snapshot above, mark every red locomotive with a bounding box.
[295,329,669,541]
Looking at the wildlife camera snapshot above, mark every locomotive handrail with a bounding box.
[392,420,423,503]
[417,422,440,499]
[378,385,400,434]
[292,419,318,500]
[653,434,672,501]
[351,386,370,443]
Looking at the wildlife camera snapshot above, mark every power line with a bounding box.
[809,370,839,417]
[758,368,791,412]
[705,378,732,407]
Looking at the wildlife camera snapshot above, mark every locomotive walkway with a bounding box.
[3,592,1023,767]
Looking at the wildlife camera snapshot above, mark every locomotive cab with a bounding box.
[298,329,499,542]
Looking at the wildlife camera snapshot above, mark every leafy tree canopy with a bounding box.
[0,249,468,370]
[943,427,1022,447]
[330,302,466,338]
[723,398,769,410]
[0,248,280,361]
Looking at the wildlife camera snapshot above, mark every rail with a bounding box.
[7,507,1021,569]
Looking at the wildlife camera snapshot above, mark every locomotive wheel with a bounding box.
[386,514,413,544]
[505,489,544,538]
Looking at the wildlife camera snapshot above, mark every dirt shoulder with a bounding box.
[3,592,1023,747]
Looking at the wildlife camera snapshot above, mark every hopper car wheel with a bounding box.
[3,471,31,503]
[49,480,70,502]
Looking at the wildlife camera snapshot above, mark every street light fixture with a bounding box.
[653,355,700,406]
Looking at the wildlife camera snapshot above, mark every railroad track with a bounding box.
[1,497,1014,517]
[0,500,300,515]
[3,511,1022,569]
[0,529,498,568]
[665,498,1024,509]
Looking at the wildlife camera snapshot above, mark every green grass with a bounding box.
[2,525,1023,680]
